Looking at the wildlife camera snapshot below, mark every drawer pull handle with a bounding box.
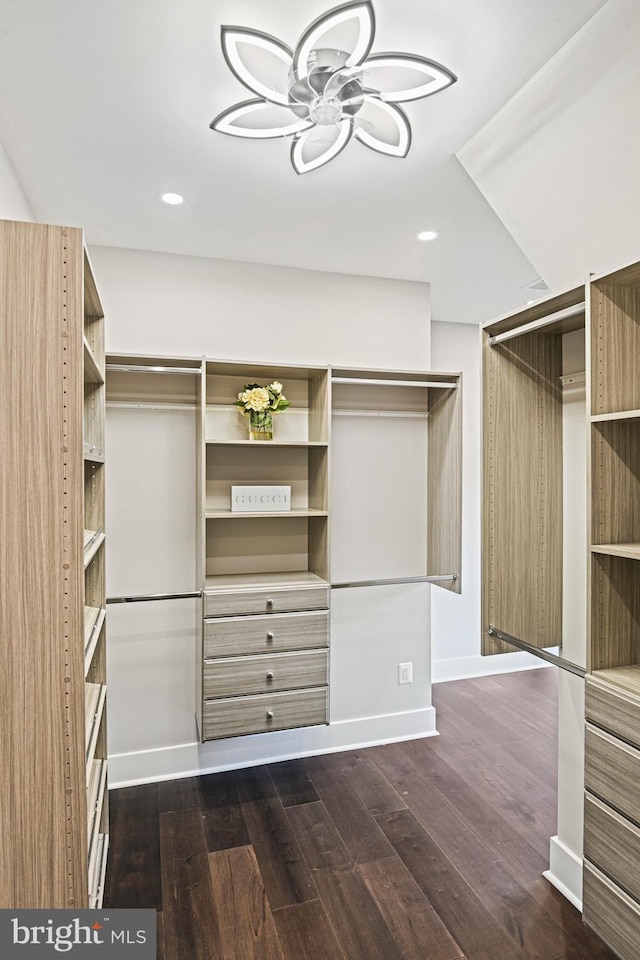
[266,671,274,681]
[266,598,274,609]
[266,631,274,641]
[266,710,274,719]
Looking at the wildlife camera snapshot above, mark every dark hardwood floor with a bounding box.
[105,668,618,960]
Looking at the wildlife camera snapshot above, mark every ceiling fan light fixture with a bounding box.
[210,0,456,174]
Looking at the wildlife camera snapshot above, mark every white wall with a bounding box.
[430,320,548,679]
[0,139,34,221]
[458,0,640,293]
[95,244,435,785]
[90,245,430,369]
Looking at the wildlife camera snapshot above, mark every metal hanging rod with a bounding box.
[488,302,586,346]
[107,591,202,605]
[106,364,202,375]
[332,410,429,420]
[487,625,585,677]
[332,574,457,589]
[332,377,458,388]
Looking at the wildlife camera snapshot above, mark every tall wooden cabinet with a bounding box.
[583,259,640,960]
[0,220,108,908]
[196,360,331,741]
[481,258,640,960]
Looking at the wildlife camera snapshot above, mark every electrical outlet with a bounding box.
[398,661,413,684]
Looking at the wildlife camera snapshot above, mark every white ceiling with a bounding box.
[0,0,609,322]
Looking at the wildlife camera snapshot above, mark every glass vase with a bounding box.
[249,410,273,441]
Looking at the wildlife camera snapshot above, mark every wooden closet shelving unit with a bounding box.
[0,220,108,908]
[583,258,640,959]
[196,360,331,741]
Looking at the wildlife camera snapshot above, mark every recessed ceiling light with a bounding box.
[161,192,184,205]
[416,229,439,242]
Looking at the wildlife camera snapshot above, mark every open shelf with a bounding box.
[205,570,329,592]
[83,529,105,568]
[206,508,328,520]
[592,665,640,699]
[206,439,328,447]
[87,758,108,842]
[84,606,106,675]
[84,682,107,768]
[83,336,104,384]
[592,409,640,423]
[592,544,640,561]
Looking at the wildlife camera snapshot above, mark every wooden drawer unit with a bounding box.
[202,687,328,740]
[204,584,329,618]
[585,723,640,825]
[585,793,640,903]
[586,673,640,750]
[204,610,328,659]
[203,649,328,699]
[584,861,640,960]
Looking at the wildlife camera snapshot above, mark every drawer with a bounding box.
[202,687,328,740]
[204,610,328,659]
[204,584,329,618]
[585,792,640,903]
[203,649,328,699]
[584,860,640,960]
[586,674,640,750]
[585,722,640,826]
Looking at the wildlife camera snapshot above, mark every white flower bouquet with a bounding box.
[235,380,290,439]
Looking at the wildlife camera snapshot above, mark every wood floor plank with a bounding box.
[403,738,550,883]
[240,797,317,910]
[310,863,407,960]
[376,808,535,960]
[303,754,395,864]
[198,771,250,852]
[104,782,162,910]
[156,912,164,960]
[158,776,202,813]
[499,733,558,790]
[407,729,557,862]
[286,801,352,870]
[208,845,285,960]
[160,809,219,960]
[268,759,320,807]
[233,764,278,803]
[273,900,347,960]
[467,675,558,740]
[455,856,575,960]
[503,667,559,701]
[358,856,465,960]
[525,880,619,960]
[367,742,495,869]
[339,750,408,816]
[433,679,551,746]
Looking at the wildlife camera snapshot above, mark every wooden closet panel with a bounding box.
[0,222,87,906]
[591,277,640,416]
[482,330,563,655]
[591,419,640,545]
[427,381,462,592]
[590,553,640,671]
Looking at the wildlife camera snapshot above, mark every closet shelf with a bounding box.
[83,529,105,568]
[205,439,328,447]
[591,665,640,700]
[87,758,108,841]
[205,508,328,520]
[88,832,109,910]
[83,336,104,384]
[591,543,640,561]
[205,570,329,592]
[591,409,640,423]
[84,682,107,768]
[84,606,106,675]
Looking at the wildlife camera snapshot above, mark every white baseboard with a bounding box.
[432,652,552,683]
[543,836,583,911]
[109,706,437,788]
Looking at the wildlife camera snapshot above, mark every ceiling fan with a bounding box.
[210,1,457,174]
